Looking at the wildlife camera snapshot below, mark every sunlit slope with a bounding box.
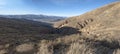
[54,2,120,35]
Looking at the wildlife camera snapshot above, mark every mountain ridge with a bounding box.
[54,2,120,32]
[0,14,65,23]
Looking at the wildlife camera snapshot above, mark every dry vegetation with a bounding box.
[0,1,120,54]
[1,33,120,54]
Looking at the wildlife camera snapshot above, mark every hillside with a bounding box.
[0,17,54,34]
[0,2,120,54]
[54,2,120,35]
[53,2,120,54]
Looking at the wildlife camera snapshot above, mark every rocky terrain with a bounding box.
[0,1,120,54]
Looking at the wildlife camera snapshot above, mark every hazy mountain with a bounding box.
[0,14,65,23]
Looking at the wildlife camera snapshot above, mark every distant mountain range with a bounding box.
[0,14,65,23]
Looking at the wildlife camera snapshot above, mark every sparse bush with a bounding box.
[15,43,34,52]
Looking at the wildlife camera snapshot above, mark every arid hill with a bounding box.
[53,2,120,54]
[54,1,120,40]
[54,2,120,33]
[0,17,54,34]
[0,2,120,54]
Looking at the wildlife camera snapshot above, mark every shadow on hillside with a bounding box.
[31,26,81,40]
[0,17,82,54]
[54,26,81,35]
[0,26,81,54]
[0,17,81,40]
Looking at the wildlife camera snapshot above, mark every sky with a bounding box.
[0,0,118,16]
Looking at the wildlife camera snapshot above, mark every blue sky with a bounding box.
[0,0,117,16]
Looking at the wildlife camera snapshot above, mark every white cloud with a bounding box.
[0,2,6,6]
[0,0,7,9]
[0,0,7,6]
